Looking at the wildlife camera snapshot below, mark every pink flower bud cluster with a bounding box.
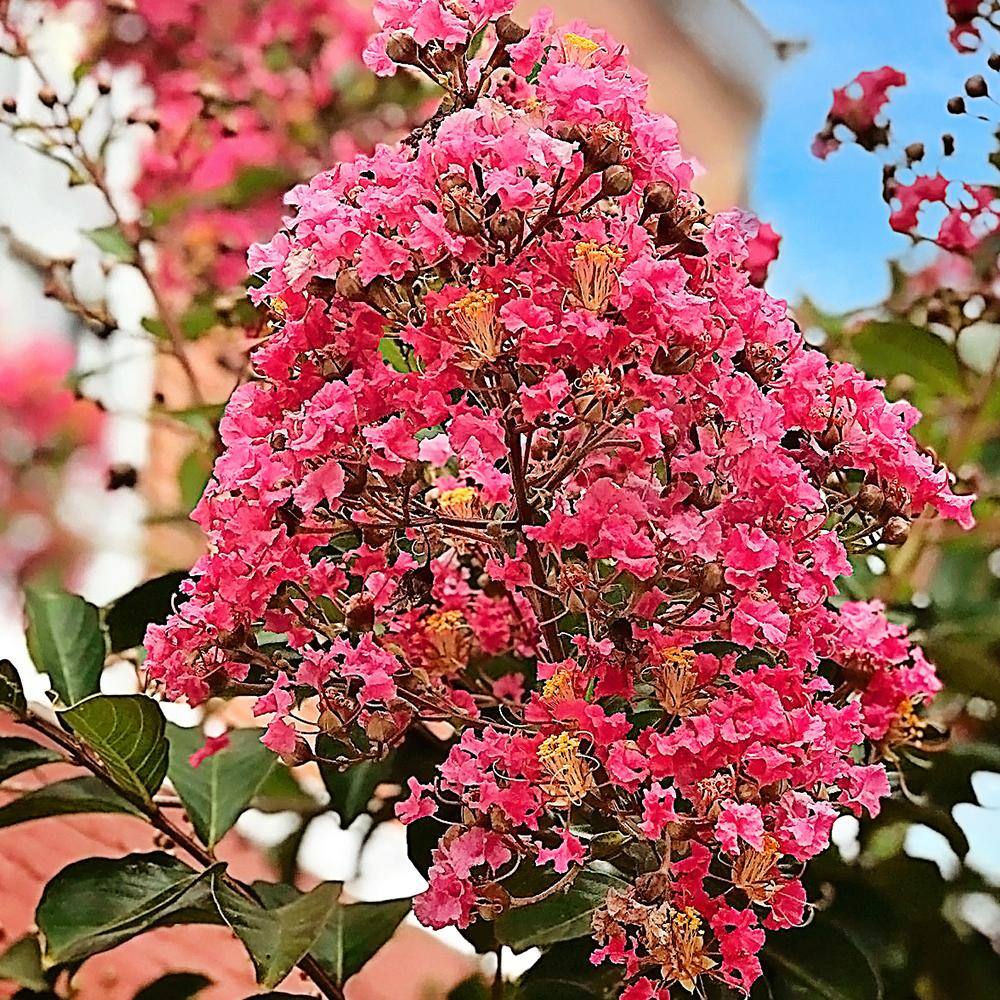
[146,4,973,994]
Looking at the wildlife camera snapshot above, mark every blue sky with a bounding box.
[746,1,989,311]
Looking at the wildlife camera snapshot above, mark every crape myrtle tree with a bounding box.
[0,2,993,1000]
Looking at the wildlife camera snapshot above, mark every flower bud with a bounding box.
[488,208,523,242]
[856,484,885,514]
[990,53,1000,72]
[2,96,17,114]
[495,14,529,45]
[904,142,924,165]
[882,516,910,545]
[697,561,725,595]
[38,86,58,108]
[947,96,966,114]
[965,74,989,98]
[643,181,676,216]
[386,31,420,65]
[335,265,366,301]
[601,164,634,197]
[279,736,313,767]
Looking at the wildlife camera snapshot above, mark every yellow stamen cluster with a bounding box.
[884,697,927,751]
[651,647,705,717]
[571,242,624,313]
[538,731,595,805]
[653,907,716,992]
[562,32,601,66]
[424,610,472,672]
[446,290,501,368]
[731,835,781,903]
[541,669,576,704]
[437,486,479,520]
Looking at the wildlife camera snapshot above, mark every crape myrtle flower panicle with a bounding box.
[144,2,974,994]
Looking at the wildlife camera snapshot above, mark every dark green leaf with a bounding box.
[517,938,623,1000]
[317,734,394,826]
[311,896,410,987]
[448,976,490,1000]
[0,776,139,828]
[763,915,883,1000]
[24,588,105,705]
[167,724,276,848]
[133,972,212,1000]
[851,321,965,399]
[495,869,625,953]
[59,695,168,804]
[0,737,61,783]
[105,572,188,653]
[211,874,340,989]
[37,853,219,967]
[0,658,27,716]
[84,225,136,263]
[0,936,49,992]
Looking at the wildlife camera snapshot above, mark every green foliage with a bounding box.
[496,870,626,953]
[0,776,139,828]
[132,973,212,1000]
[166,724,276,848]
[762,917,882,1000]
[105,571,189,653]
[24,588,105,705]
[84,225,136,263]
[0,737,61,782]
[0,659,26,716]
[0,936,50,993]
[309,896,411,987]
[36,853,218,967]
[59,695,168,806]
[317,733,395,826]
[211,875,340,989]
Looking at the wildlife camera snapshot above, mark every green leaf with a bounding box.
[167,724,276,848]
[763,916,883,1000]
[317,734,394,826]
[311,896,410,987]
[0,776,139,828]
[211,874,341,989]
[0,658,27,716]
[36,852,219,967]
[105,572,188,653]
[378,336,409,372]
[851,321,966,399]
[448,976,490,1000]
[133,972,212,1000]
[517,938,623,999]
[0,737,61,783]
[59,695,168,805]
[84,225,136,263]
[24,587,106,705]
[0,936,49,993]
[179,447,213,509]
[495,869,625,953]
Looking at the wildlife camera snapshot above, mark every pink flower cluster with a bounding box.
[945,0,997,51]
[812,66,906,159]
[62,0,403,301]
[146,3,972,994]
[0,337,104,583]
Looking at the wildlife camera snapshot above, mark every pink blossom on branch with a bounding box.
[144,3,972,994]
